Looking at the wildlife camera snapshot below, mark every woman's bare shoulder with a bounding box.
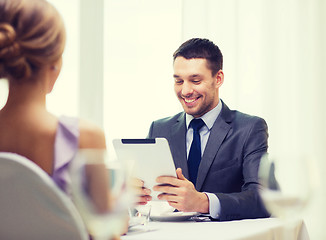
[78,119,106,149]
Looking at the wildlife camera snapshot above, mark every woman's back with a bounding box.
[0,105,57,175]
[0,85,106,189]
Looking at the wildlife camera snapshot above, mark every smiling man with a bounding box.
[147,38,270,221]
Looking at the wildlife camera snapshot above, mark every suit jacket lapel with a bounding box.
[169,113,189,179]
[196,101,232,190]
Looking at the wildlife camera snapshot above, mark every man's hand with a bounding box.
[132,178,152,205]
[153,168,209,213]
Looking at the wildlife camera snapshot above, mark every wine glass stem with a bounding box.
[93,235,114,240]
[282,219,297,240]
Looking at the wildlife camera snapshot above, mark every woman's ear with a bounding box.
[47,57,62,93]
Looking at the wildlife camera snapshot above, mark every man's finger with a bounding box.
[156,176,180,186]
[137,195,152,205]
[157,192,179,202]
[176,168,186,180]
[153,184,179,195]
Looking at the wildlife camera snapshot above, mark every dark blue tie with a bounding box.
[188,118,205,185]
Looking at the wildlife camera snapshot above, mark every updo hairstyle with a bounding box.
[0,0,66,81]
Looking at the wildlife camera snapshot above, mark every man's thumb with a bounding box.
[176,168,186,180]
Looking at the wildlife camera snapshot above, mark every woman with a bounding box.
[0,0,106,196]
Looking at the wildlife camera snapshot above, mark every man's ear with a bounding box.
[215,70,224,88]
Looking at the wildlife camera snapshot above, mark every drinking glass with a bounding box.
[258,153,314,239]
[69,149,133,240]
[128,204,151,229]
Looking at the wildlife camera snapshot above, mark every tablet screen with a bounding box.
[112,138,177,200]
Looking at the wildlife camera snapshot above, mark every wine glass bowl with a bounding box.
[69,149,131,240]
[258,153,312,220]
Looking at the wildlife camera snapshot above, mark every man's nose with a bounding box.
[181,82,193,97]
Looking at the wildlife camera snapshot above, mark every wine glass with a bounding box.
[258,153,314,238]
[69,149,133,240]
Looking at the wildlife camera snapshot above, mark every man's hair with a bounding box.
[173,38,223,76]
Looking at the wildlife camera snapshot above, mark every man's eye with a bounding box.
[192,80,201,84]
[175,79,183,84]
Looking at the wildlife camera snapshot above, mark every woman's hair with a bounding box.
[0,0,65,81]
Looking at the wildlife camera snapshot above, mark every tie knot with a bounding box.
[190,118,205,132]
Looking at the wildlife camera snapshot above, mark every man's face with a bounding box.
[173,57,223,118]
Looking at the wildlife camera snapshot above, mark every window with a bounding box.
[47,0,80,117]
[103,0,183,147]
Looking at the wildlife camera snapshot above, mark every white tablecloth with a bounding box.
[122,218,310,240]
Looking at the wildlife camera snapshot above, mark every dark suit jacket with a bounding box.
[147,100,270,221]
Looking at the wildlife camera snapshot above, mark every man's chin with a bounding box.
[183,108,199,117]
[179,101,203,116]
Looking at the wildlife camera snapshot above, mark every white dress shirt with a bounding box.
[185,100,222,219]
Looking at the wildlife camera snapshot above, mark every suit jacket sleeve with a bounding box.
[215,117,270,221]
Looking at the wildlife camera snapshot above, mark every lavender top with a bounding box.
[52,116,79,193]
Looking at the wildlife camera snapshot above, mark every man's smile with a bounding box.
[182,96,201,106]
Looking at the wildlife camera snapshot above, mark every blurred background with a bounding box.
[0,0,325,238]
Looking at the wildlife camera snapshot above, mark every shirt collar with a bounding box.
[186,99,222,130]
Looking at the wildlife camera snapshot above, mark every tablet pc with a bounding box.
[112,138,177,200]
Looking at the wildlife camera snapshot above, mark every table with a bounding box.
[122,218,310,240]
